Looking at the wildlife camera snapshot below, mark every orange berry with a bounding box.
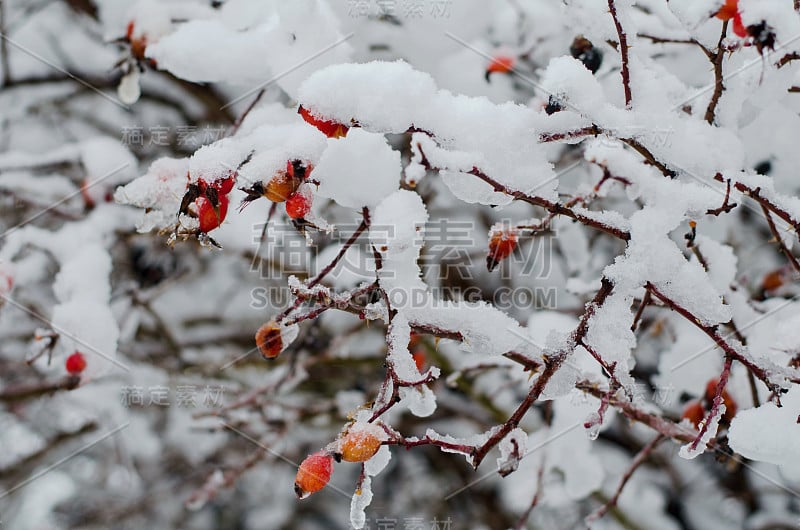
[295,451,333,498]
[716,0,738,21]
[412,350,426,372]
[682,401,705,428]
[264,171,301,203]
[487,55,515,75]
[338,429,382,463]
[487,229,518,271]
[255,320,283,359]
[762,269,784,292]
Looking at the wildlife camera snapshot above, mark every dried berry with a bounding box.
[255,320,283,359]
[570,36,603,74]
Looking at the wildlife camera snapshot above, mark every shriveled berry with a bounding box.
[339,429,383,463]
[570,36,603,74]
[487,229,518,271]
[65,352,87,375]
[295,451,334,498]
[747,21,776,54]
[298,106,349,138]
[545,95,562,115]
[255,320,283,359]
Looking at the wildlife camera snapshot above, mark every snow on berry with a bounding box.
[285,185,313,219]
[337,423,385,463]
[298,105,349,138]
[312,129,401,210]
[486,226,518,272]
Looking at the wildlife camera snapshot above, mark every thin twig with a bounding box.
[705,21,729,124]
[608,0,632,107]
[586,434,665,523]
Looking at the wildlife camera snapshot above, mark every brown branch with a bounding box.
[777,52,799,68]
[608,0,632,107]
[759,203,800,274]
[586,434,665,523]
[687,356,732,453]
[538,125,601,143]
[706,178,737,216]
[0,375,81,403]
[705,21,729,125]
[732,181,800,234]
[468,278,615,468]
[647,283,782,397]
[228,88,265,137]
[631,288,651,332]
[275,208,370,323]
[577,380,696,443]
[468,166,631,241]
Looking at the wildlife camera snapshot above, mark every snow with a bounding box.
[313,129,401,210]
[147,1,352,97]
[728,387,800,479]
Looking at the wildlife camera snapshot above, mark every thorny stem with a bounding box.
[468,278,615,468]
[586,434,665,523]
[513,461,545,530]
[0,374,81,402]
[646,283,782,399]
[608,0,632,107]
[705,21,729,124]
[689,355,732,452]
[275,207,370,323]
[759,203,800,274]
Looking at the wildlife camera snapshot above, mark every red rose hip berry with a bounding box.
[486,228,518,271]
[65,352,87,375]
[196,195,229,233]
[285,188,312,219]
[295,451,334,498]
[298,105,349,138]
